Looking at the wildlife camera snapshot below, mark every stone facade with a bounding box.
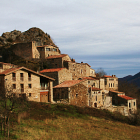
[53,80,88,107]
[64,61,92,80]
[11,41,60,60]
[0,66,54,103]
[40,68,72,86]
[102,75,118,91]
[88,87,103,108]
[46,54,71,69]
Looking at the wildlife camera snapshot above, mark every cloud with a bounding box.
[0,0,140,77]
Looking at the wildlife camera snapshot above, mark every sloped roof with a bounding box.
[92,87,102,91]
[0,67,55,81]
[88,87,102,91]
[102,75,113,78]
[80,77,97,80]
[110,90,125,94]
[40,68,65,73]
[118,95,135,100]
[53,80,86,88]
[46,54,67,59]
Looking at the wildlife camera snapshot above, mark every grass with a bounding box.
[0,101,140,140]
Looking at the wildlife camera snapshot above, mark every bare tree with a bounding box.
[96,68,107,77]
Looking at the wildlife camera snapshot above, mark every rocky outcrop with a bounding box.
[0,27,56,47]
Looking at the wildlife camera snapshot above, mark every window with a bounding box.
[20,84,24,92]
[88,81,90,84]
[28,72,31,81]
[96,96,97,101]
[81,69,83,74]
[13,84,16,89]
[134,102,135,106]
[46,48,50,51]
[76,93,78,97]
[29,93,31,97]
[20,73,24,81]
[12,73,16,81]
[129,102,131,108]
[28,84,32,88]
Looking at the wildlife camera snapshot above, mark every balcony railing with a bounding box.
[40,87,48,90]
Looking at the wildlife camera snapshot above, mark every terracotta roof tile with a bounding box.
[110,90,125,94]
[40,68,65,73]
[53,80,85,88]
[103,75,113,78]
[0,67,21,75]
[92,87,102,91]
[46,54,67,59]
[89,87,102,91]
[118,95,135,100]
[81,77,97,80]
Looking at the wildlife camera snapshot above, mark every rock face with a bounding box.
[0,27,56,47]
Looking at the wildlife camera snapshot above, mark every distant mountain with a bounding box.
[119,72,140,88]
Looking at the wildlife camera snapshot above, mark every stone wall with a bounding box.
[69,83,88,107]
[58,69,72,85]
[11,42,33,60]
[53,87,69,102]
[45,45,60,57]
[104,77,118,91]
[89,90,103,107]
[66,62,91,80]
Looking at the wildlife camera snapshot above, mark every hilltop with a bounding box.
[0,27,56,48]
[0,27,57,70]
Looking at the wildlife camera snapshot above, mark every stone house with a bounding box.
[11,41,60,60]
[64,61,96,80]
[40,68,72,86]
[46,54,71,68]
[102,75,118,91]
[109,90,137,114]
[0,66,54,103]
[53,80,88,107]
[88,87,103,108]
[79,77,100,88]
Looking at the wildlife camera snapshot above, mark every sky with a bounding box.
[0,0,140,78]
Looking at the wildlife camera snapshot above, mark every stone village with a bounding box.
[0,41,137,116]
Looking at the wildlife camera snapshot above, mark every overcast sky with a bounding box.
[0,0,140,78]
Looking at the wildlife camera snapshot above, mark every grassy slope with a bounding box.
[0,101,140,140]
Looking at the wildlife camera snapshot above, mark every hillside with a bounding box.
[119,72,140,88]
[0,101,140,140]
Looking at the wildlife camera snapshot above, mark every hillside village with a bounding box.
[0,28,137,116]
